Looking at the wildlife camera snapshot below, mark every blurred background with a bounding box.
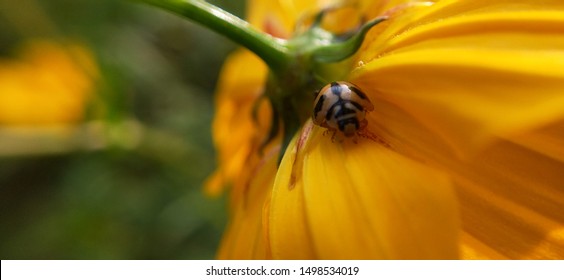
[0,0,245,259]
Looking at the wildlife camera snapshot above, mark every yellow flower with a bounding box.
[0,40,97,125]
[209,0,564,259]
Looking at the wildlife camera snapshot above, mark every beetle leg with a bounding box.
[331,130,345,142]
[352,134,359,144]
[358,119,368,130]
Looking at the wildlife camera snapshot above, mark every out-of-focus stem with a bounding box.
[137,0,290,71]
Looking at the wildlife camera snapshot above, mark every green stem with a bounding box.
[136,0,290,71]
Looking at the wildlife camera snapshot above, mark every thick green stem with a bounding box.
[136,0,290,71]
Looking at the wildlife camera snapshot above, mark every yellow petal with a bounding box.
[408,0,564,23]
[362,0,564,48]
[352,10,564,157]
[451,119,564,259]
[350,5,564,258]
[217,149,279,259]
[266,124,317,259]
[204,49,270,196]
[510,120,564,164]
[269,123,459,259]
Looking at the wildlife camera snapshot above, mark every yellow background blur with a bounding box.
[0,0,244,259]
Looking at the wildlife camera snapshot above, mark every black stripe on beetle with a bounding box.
[325,103,341,121]
[349,85,368,100]
[349,101,364,111]
[312,81,374,139]
[334,103,358,118]
[313,94,326,118]
[337,117,359,132]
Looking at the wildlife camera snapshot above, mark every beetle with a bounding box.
[312,81,374,142]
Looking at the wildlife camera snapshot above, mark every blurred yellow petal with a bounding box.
[247,0,344,38]
[217,147,278,259]
[246,0,393,38]
[269,124,459,259]
[510,121,564,163]
[204,49,270,197]
[0,40,97,125]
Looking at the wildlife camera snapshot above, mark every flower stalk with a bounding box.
[136,0,291,71]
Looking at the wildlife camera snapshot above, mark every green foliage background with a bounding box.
[0,0,245,259]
